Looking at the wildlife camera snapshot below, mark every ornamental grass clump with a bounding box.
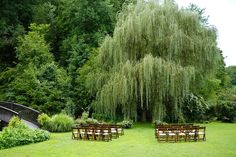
[50,114,74,132]
[38,113,74,132]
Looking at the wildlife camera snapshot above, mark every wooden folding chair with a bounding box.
[185,126,198,142]
[87,126,95,140]
[102,126,112,142]
[79,126,88,140]
[157,127,168,142]
[167,128,177,142]
[117,125,124,136]
[94,126,103,141]
[110,125,119,139]
[177,127,187,142]
[72,127,80,140]
[197,126,206,141]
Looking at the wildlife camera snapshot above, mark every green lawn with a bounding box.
[0,122,236,157]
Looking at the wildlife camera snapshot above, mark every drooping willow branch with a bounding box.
[85,0,220,121]
[93,55,195,120]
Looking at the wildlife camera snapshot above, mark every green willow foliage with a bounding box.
[86,1,221,121]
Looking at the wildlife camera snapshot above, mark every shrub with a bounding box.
[0,117,50,149]
[75,118,87,125]
[37,113,74,132]
[49,114,74,132]
[117,120,133,129]
[152,120,168,125]
[81,111,89,120]
[86,118,99,124]
[209,101,236,123]
[8,116,28,129]
[181,93,209,122]
[37,113,51,129]
[75,112,99,126]
[75,117,99,125]
[91,113,114,122]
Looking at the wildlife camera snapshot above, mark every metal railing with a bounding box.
[0,106,19,122]
[0,102,40,126]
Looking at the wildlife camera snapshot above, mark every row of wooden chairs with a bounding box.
[155,124,206,142]
[155,123,193,138]
[72,124,124,142]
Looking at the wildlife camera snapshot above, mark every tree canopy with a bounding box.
[0,0,232,122]
[85,1,221,121]
[226,66,236,86]
[2,24,71,114]
[0,0,134,115]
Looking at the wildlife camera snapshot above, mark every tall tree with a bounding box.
[2,24,71,114]
[186,3,209,26]
[85,1,221,122]
[49,0,115,66]
[0,0,44,71]
[48,0,132,116]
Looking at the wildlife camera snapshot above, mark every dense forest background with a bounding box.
[0,0,235,122]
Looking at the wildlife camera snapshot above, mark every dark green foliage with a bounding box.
[0,0,136,117]
[198,78,221,102]
[0,117,50,150]
[50,0,115,67]
[0,0,42,71]
[109,0,136,14]
[32,2,56,24]
[215,51,227,87]
[16,23,53,67]
[46,0,123,117]
[63,99,76,116]
[2,24,71,114]
[75,52,99,116]
[226,66,236,86]
[91,113,115,122]
[181,93,209,122]
[209,101,236,123]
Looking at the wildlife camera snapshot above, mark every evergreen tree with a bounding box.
[3,24,71,114]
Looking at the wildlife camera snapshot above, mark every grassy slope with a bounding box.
[0,122,236,157]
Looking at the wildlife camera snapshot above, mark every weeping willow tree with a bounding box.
[85,0,220,122]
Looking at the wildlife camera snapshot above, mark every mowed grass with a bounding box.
[0,122,236,157]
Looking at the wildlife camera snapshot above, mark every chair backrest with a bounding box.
[157,127,168,133]
[101,126,111,133]
[79,126,88,133]
[183,126,199,133]
[198,126,206,132]
[94,126,102,133]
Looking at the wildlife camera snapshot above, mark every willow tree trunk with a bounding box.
[141,109,147,122]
